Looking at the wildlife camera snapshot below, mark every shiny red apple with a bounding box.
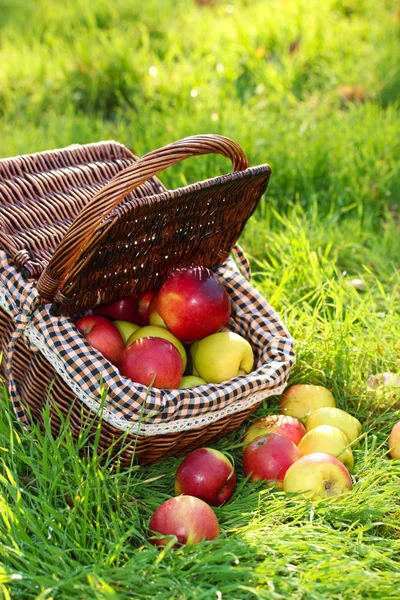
[175,448,236,506]
[243,433,302,488]
[75,315,125,365]
[156,266,231,342]
[93,294,144,325]
[119,337,183,388]
[243,414,306,447]
[137,290,157,325]
[148,495,220,546]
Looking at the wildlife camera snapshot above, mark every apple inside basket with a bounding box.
[27,248,294,442]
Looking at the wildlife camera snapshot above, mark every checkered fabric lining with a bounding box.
[0,246,295,433]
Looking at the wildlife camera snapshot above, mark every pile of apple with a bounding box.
[147,383,364,547]
[75,266,254,389]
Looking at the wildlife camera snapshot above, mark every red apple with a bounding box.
[75,315,125,365]
[175,448,236,506]
[243,433,301,488]
[283,452,353,499]
[156,266,231,342]
[119,337,183,388]
[389,421,400,459]
[137,290,158,325]
[148,495,220,546]
[93,294,145,325]
[243,414,306,447]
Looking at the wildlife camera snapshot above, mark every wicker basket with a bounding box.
[0,134,295,465]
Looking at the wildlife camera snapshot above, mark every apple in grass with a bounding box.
[280,384,336,421]
[75,315,125,365]
[388,421,400,459]
[283,452,353,499]
[306,407,362,448]
[175,448,236,506]
[243,415,306,447]
[148,495,220,547]
[156,266,231,342]
[191,331,254,384]
[298,424,354,471]
[119,337,183,389]
[127,325,187,371]
[243,433,302,488]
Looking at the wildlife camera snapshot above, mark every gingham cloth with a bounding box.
[0,246,295,435]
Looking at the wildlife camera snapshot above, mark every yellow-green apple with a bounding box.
[243,414,306,448]
[191,331,254,383]
[75,315,125,365]
[388,421,400,459]
[137,290,158,325]
[280,384,336,421]
[113,320,141,344]
[306,407,362,447]
[148,294,167,328]
[283,452,353,499]
[156,266,231,342]
[127,325,187,371]
[174,448,236,506]
[298,424,354,471]
[119,337,183,389]
[93,294,144,324]
[179,375,208,389]
[148,495,220,546]
[243,433,302,488]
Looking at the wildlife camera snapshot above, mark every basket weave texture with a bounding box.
[0,135,295,465]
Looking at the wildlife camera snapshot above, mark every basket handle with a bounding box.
[37,134,249,303]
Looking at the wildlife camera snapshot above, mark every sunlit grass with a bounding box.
[0,0,399,598]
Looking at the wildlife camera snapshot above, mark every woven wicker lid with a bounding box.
[27,135,270,314]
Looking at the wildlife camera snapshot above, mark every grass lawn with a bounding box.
[0,0,400,598]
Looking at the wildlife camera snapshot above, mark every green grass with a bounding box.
[0,0,400,597]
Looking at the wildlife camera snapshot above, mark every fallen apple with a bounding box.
[179,375,208,389]
[366,372,400,390]
[127,325,187,371]
[191,331,254,383]
[283,452,353,499]
[298,424,354,471]
[119,337,183,389]
[243,433,302,488]
[175,448,236,506]
[243,414,306,447]
[306,407,362,447]
[75,315,125,365]
[93,294,144,325]
[280,384,336,421]
[388,421,400,459]
[113,320,141,345]
[148,495,220,546]
[156,266,231,342]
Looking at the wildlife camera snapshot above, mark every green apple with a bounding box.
[280,384,336,422]
[113,320,141,345]
[127,325,187,371]
[298,424,354,472]
[179,376,208,389]
[283,453,353,499]
[306,407,362,447]
[190,331,254,384]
